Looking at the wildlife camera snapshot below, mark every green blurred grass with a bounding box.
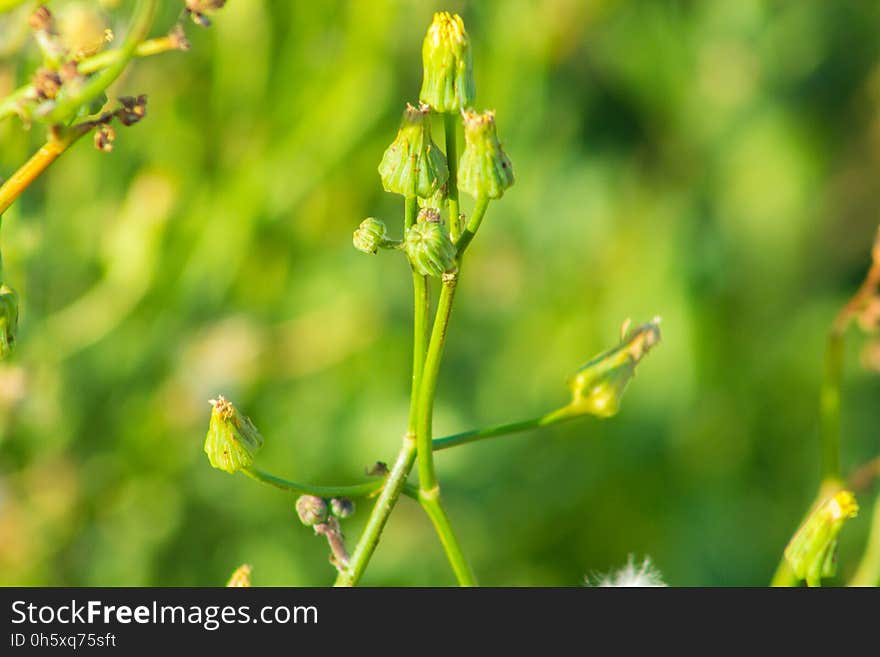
[1,0,879,586]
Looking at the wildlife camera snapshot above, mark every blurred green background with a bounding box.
[1,0,879,586]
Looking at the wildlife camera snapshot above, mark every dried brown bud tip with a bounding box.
[115,95,148,126]
[32,68,62,100]
[168,25,191,51]
[29,5,54,33]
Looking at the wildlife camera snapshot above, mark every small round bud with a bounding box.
[330,497,355,519]
[94,125,115,152]
[419,12,475,113]
[0,285,19,360]
[353,217,388,255]
[296,495,329,527]
[785,490,859,587]
[458,110,514,200]
[566,318,661,419]
[203,396,264,474]
[405,221,456,278]
[378,103,448,199]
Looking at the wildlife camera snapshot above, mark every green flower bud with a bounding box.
[0,285,19,360]
[405,219,456,278]
[378,103,448,198]
[295,495,329,527]
[226,563,252,587]
[419,12,475,113]
[458,110,514,200]
[565,318,661,419]
[204,396,264,474]
[785,490,859,587]
[353,217,388,255]
[330,497,355,519]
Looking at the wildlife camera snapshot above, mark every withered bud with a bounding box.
[32,68,62,100]
[186,0,226,28]
[168,24,191,52]
[115,95,147,126]
[94,125,115,152]
[29,5,54,33]
[366,461,388,477]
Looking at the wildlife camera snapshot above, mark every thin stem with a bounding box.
[454,196,490,258]
[444,113,460,242]
[850,491,880,586]
[820,333,843,483]
[0,126,89,216]
[416,273,458,492]
[241,468,383,499]
[406,195,429,434]
[41,0,158,125]
[334,434,417,587]
[432,406,576,451]
[419,486,477,586]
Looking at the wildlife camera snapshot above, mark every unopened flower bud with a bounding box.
[353,217,388,255]
[405,221,456,278]
[565,318,661,419]
[0,285,19,360]
[378,103,448,199]
[785,490,859,587]
[204,396,264,473]
[419,12,475,113]
[226,563,252,587]
[186,0,227,28]
[330,497,355,519]
[94,125,115,152]
[458,110,514,200]
[296,495,328,527]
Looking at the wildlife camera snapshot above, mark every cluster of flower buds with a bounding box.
[360,12,515,269]
[204,396,264,474]
[564,318,662,419]
[785,490,859,586]
[295,495,354,572]
[405,208,456,278]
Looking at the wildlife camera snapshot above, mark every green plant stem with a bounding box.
[0,125,90,216]
[241,468,383,499]
[42,0,158,125]
[444,113,460,241]
[432,406,576,451]
[419,486,477,586]
[454,196,490,257]
[416,273,458,492]
[820,332,843,483]
[334,434,417,586]
[850,491,880,586]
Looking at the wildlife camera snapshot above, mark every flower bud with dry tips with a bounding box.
[784,490,859,587]
[353,218,388,255]
[204,396,264,474]
[458,110,514,200]
[405,219,456,278]
[564,318,661,419]
[378,103,448,199]
[419,12,475,113]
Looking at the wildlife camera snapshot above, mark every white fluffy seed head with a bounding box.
[587,555,667,587]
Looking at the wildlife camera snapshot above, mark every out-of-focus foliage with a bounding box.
[1,0,880,586]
